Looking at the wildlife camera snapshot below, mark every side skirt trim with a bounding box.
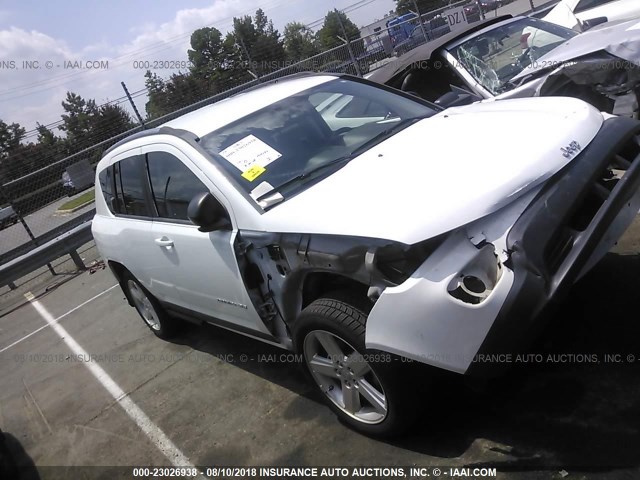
[161,301,292,350]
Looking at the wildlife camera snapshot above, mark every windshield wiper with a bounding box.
[255,154,354,203]
[349,115,427,157]
[256,115,428,203]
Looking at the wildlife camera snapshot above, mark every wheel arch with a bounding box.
[107,260,135,307]
[281,270,371,330]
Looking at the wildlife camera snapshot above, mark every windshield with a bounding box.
[200,78,435,206]
[447,17,577,94]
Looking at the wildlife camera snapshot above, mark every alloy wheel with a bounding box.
[303,329,387,424]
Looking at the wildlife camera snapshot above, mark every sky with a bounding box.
[0,0,397,138]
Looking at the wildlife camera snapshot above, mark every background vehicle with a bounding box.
[463,1,482,22]
[393,17,451,56]
[544,0,640,30]
[93,73,640,436]
[386,13,419,47]
[446,0,483,22]
[0,205,18,230]
[60,159,95,197]
[369,15,640,118]
[480,0,503,13]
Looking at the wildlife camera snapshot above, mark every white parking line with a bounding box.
[0,285,119,354]
[24,291,201,472]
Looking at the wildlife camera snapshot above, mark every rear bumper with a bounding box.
[467,116,640,377]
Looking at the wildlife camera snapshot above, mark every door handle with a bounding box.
[154,236,174,247]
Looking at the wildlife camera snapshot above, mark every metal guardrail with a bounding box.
[0,220,93,290]
[0,209,95,266]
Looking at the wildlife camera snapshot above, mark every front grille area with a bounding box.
[543,134,640,275]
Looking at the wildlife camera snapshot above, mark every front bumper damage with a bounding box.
[366,117,640,377]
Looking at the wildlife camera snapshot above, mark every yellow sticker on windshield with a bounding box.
[241,165,266,182]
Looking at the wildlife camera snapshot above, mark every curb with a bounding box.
[56,199,95,215]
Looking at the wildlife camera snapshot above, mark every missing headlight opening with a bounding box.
[448,244,503,305]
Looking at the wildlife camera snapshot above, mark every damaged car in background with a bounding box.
[368,15,640,118]
[93,73,640,436]
[543,0,640,31]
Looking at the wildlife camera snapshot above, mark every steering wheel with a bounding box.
[516,47,538,70]
[516,46,540,69]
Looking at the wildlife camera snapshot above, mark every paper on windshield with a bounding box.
[219,134,282,172]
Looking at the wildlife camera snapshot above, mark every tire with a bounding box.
[122,271,180,339]
[293,292,416,436]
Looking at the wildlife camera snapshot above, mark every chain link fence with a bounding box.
[0,0,553,291]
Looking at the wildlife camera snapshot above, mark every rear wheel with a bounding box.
[294,294,415,436]
[122,272,179,339]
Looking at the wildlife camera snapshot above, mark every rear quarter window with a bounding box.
[98,167,115,213]
[113,155,151,217]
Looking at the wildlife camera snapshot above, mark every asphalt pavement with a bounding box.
[1,216,640,479]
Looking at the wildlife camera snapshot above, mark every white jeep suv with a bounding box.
[93,73,640,435]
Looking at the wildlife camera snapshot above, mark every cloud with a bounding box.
[0,0,268,132]
[117,1,242,60]
[0,0,394,132]
[0,27,80,131]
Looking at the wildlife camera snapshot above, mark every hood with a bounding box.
[513,19,640,82]
[260,97,603,244]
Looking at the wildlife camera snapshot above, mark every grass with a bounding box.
[58,189,95,211]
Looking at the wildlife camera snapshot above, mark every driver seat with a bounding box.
[400,72,423,99]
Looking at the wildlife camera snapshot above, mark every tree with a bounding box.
[34,123,65,168]
[36,124,59,147]
[0,120,54,185]
[188,27,247,90]
[92,103,134,144]
[0,120,26,184]
[283,22,319,63]
[163,73,213,112]
[145,9,288,122]
[189,27,226,81]
[0,120,25,159]
[59,92,99,151]
[395,0,447,15]
[231,9,286,76]
[144,71,169,119]
[59,91,134,155]
[144,70,215,119]
[317,10,361,50]
[0,95,132,205]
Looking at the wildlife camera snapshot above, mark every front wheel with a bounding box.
[294,295,415,436]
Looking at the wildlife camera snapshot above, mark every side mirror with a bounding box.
[435,86,482,108]
[187,192,230,232]
[581,16,607,31]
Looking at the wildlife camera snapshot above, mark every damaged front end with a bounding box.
[367,116,640,376]
[232,231,445,346]
[537,51,640,118]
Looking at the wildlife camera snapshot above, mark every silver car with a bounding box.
[369,15,640,117]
